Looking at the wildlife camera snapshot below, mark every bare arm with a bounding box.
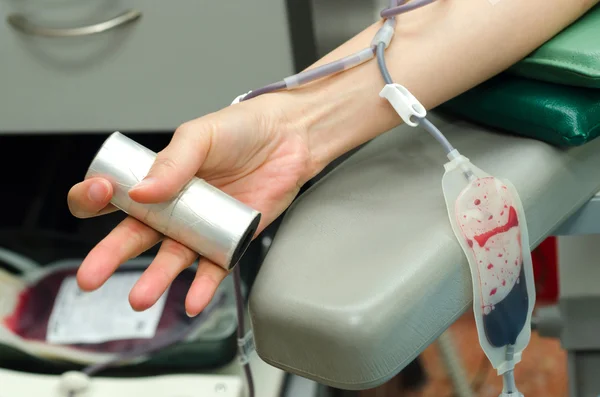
[279,0,599,174]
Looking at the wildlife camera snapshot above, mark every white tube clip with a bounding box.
[379,83,426,127]
[231,91,252,105]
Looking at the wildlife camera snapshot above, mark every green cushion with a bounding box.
[439,74,600,147]
[509,5,600,88]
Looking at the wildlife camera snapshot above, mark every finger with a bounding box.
[129,120,214,203]
[129,239,198,312]
[77,217,162,291]
[185,258,227,317]
[68,178,118,218]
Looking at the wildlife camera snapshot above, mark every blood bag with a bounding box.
[441,151,536,374]
[0,257,230,365]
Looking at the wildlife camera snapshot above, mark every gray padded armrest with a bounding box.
[248,113,600,390]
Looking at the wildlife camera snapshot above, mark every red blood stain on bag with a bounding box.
[2,267,196,353]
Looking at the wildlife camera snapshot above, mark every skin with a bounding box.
[68,0,599,316]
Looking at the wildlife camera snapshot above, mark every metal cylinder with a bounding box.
[85,132,261,271]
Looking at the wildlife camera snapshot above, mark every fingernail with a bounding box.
[186,310,196,318]
[131,177,156,191]
[88,181,109,203]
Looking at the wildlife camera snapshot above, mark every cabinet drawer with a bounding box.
[0,0,295,134]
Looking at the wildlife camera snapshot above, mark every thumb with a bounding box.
[129,122,213,203]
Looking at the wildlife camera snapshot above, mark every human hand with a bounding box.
[68,93,318,316]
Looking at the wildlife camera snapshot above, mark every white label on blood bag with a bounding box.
[46,272,168,344]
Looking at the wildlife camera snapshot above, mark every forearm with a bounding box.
[280,0,598,175]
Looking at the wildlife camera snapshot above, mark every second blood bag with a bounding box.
[441,151,536,374]
[0,257,231,365]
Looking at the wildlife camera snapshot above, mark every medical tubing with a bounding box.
[243,81,287,101]
[376,42,394,85]
[0,246,41,273]
[242,47,375,103]
[502,370,518,394]
[381,0,437,18]
[500,345,521,396]
[418,117,455,154]
[285,47,375,88]
[233,265,255,397]
[242,2,403,102]
[372,18,397,49]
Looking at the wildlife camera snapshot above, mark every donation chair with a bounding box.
[248,112,600,392]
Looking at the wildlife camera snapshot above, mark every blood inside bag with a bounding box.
[456,177,529,347]
[2,267,196,353]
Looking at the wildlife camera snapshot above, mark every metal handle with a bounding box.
[7,9,141,38]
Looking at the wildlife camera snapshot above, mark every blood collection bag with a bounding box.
[441,152,536,374]
[0,257,229,365]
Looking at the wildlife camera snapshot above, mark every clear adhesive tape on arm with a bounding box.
[379,83,426,127]
[441,155,536,375]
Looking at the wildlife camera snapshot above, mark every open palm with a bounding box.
[68,94,316,316]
